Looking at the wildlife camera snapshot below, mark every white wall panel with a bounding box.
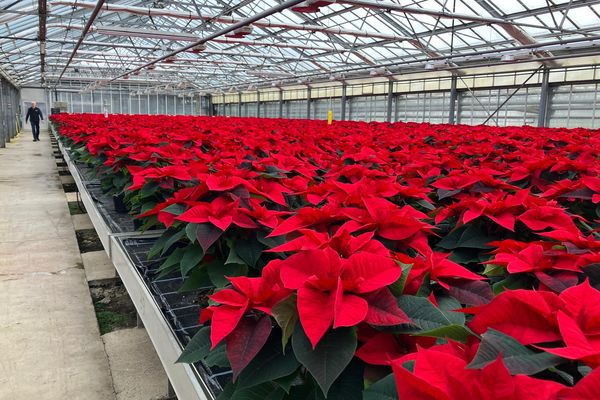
[457,86,540,126]
[547,83,600,128]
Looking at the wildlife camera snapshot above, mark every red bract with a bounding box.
[468,289,563,344]
[539,281,600,367]
[460,190,530,231]
[489,242,581,274]
[240,198,290,229]
[268,227,389,258]
[279,248,406,347]
[267,203,344,237]
[344,197,431,240]
[128,165,193,191]
[176,197,257,231]
[398,252,484,294]
[581,176,600,203]
[355,332,435,366]
[432,173,480,191]
[343,197,432,254]
[391,343,565,400]
[203,260,291,348]
[518,205,579,233]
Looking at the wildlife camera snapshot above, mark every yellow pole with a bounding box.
[327,110,333,125]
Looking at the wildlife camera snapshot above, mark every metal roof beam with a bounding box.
[336,0,584,33]
[107,0,307,82]
[55,0,105,85]
[336,0,557,66]
[37,0,47,82]
[405,0,600,40]
[49,0,412,41]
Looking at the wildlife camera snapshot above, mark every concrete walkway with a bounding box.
[103,328,170,400]
[0,132,116,400]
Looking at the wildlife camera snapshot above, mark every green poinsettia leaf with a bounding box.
[468,329,564,375]
[292,325,356,397]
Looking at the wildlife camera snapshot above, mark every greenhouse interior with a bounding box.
[2,0,600,399]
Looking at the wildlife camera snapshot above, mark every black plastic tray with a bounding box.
[122,237,232,393]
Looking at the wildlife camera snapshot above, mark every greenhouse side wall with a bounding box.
[50,88,209,116]
[0,76,20,148]
[211,64,600,129]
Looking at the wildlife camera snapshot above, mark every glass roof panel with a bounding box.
[492,0,527,14]
[566,6,600,28]
[451,0,491,16]
[2,0,600,88]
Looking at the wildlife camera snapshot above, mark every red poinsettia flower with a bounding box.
[460,190,529,231]
[432,173,481,191]
[343,197,432,255]
[268,227,389,258]
[205,174,254,192]
[267,202,346,237]
[391,342,565,400]
[279,248,407,347]
[136,185,209,222]
[581,176,600,203]
[250,178,293,206]
[538,281,600,367]
[202,259,291,348]
[539,229,600,252]
[128,165,193,191]
[176,197,257,231]
[468,289,563,345]
[355,332,435,366]
[488,242,581,274]
[517,205,579,233]
[239,198,290,229]
[398,252,484,294]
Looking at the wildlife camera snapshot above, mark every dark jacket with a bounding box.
[26,107,43,124]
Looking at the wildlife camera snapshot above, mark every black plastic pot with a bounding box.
[112,193,128,214]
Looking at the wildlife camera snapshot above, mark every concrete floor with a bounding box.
[0,132,116,399]
[72,213,94,231]
[81,251,117,282]
[103,328,169,400]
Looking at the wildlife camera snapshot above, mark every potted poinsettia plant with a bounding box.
[50,112,600,399]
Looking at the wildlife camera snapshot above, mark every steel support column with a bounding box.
[386,79,394,122]
[38,0,46,83]
[306,87,311,119]
[257,91,261,118]
[341,83,347,121]
[448,75,457,124]
[238,92,242,117]
[0,81,5,148]
[278,90,283,118]
[207,94,213,116]
[538,68,550,127]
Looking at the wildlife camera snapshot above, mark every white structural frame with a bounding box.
[2,0,600,92]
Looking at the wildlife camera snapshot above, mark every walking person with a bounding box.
[25,101,43,141]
